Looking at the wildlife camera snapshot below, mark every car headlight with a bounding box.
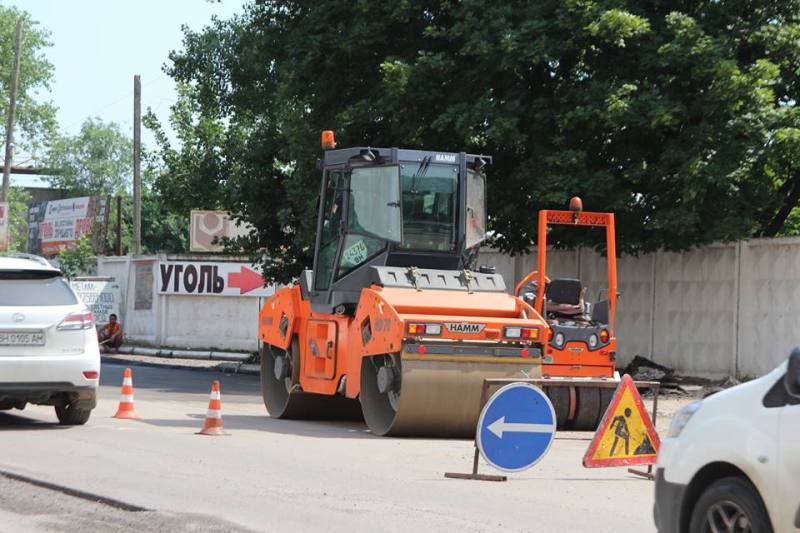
[667,401,702,438]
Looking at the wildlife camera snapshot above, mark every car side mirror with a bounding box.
[785,348,800,399]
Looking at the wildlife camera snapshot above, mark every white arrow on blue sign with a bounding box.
[476,382,556,472]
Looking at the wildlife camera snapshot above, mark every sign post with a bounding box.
[445,381,556,481]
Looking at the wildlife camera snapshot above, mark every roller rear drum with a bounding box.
[260,339,361,420]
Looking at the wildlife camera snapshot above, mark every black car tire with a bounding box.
[689,476,772,533]
[55,404,92,425]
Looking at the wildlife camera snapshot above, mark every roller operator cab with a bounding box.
[258,133,549,437]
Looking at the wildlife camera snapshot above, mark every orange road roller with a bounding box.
[258,132,549,437]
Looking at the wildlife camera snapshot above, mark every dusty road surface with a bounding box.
[0,362,691,532]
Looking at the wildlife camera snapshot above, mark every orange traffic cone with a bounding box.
[197,380,226,436]
[112,367,140,419]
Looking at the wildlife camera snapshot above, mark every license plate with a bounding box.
[0,331,45,346]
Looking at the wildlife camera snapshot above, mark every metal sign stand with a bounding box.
[445,380,507,481]
[626,381,660,481]
[444,378,660,482]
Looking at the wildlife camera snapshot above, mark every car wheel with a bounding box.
[690,476,772,533]
[55,404,92,425]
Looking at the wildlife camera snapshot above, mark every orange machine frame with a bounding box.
[518,207,618,378]
[259,284,547,399]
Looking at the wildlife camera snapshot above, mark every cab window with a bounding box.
[398,162,458,251]
[465,167,487,249]
[335,165,401,280]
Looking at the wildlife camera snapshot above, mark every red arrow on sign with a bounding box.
[227,266,266,295]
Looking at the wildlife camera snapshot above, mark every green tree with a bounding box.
[0,6,57,154]
[57,235,94,279]
[134,151,189,254]
[43,118,132,196]
[148,1,800,283]
[6,185,30,251]
[42,118,188,255]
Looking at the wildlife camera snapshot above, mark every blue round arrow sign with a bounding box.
[476,383,556,472]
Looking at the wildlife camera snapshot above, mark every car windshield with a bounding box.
[0,276,78,306]
[398,161,458,251]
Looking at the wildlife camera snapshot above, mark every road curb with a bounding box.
[113,346,252,362]
[101,355,261,376]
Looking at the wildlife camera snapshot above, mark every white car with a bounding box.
[0,254,100,425]
[654,349,800,532]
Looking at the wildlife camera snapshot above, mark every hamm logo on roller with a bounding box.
[445,322,486,334]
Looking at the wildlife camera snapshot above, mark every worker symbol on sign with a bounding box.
[609,408,632,456]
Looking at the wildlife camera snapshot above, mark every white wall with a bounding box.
[97,255,262,352]
[480,236,800,378]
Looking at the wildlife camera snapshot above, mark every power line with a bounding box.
[61,70,171,131]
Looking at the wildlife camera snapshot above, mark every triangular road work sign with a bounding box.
[583,374,660,468]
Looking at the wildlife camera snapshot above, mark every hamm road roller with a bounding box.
[258,132,549,437]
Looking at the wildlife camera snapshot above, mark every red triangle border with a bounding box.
[582,374,661,468]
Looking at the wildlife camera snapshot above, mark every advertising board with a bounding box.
[27,196,110,256]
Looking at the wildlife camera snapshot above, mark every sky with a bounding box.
[4,0,247,186]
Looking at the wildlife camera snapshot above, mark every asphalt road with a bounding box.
[0,362,678,532]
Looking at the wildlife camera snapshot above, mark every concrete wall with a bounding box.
[98,237,800,375]
[480,236,800,378]
[97,255,262,352]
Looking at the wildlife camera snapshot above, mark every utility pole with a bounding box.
[116,195,122,255]
[1,19,23,203]
[132,74,141,255]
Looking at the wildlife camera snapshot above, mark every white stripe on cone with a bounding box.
[123,378,132,386]
[206,409,222,419]
[119,395,134,403]
[209,391,221,400]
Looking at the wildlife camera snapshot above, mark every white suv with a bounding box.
[0,254,100,425]
[654,349,800,532]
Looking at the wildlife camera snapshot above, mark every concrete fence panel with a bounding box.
[97,254,262,353]
[651,245,738,377]
[738,237,800,376]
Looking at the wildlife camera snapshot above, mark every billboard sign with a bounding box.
[158,260,275,297]
[27,196,110,256]
[189,210,253,253]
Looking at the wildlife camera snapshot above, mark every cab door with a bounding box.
[312,170,347,295]
[310,165,402,310]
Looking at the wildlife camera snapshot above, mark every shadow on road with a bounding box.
[140,413,377,439]
[100,361,261,400]
[0,412,71,431]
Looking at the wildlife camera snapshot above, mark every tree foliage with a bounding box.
[0,6,57,153]
[42,118,187,254]
[43,118,133,196]
[57,234,94,279]
[149,1,800,283]
[6,185,30,251]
